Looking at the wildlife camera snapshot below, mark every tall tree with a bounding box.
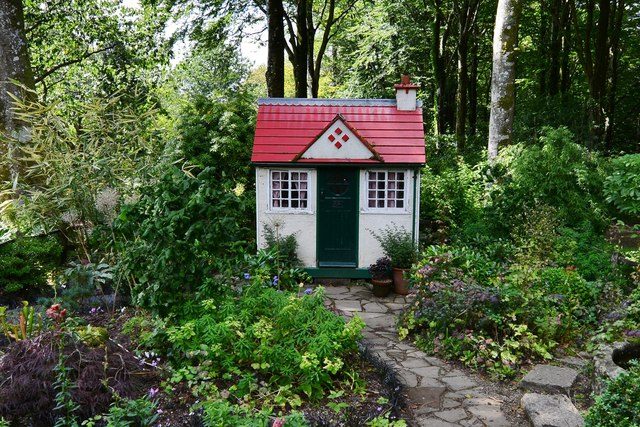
[570,0,626,148]
[266,0,286,97]
[0,0,34,188]
[454,0,480,151]
[283,0,309,97]
[488,0,522,161]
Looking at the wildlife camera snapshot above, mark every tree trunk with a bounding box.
[549,0,562,95]
[605,0,625,148]
[431,0,446,135]
[538,1,549,94]
[488,0,521,161]
[468,30,479,137]
[292,0,308,98]
[0,0,35,188]
[560,0,572,94]
[455,15,469,150]
[266,0,285,97]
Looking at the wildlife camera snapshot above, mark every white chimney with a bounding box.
[394,74,419,111]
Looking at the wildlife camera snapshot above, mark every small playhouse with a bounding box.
[251,76,426,278]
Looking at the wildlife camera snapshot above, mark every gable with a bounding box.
[295,115,381,161]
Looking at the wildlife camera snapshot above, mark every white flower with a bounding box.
[61,210,79,225]
[95,187,119,223]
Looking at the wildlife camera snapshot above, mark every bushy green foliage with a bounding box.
[117,166,254,315]
[164,285,364,407]
[604,154,640,218]
[488,127,608,232]
[201,401,307,427]
[372,225,417,269]
[83,397,158,427]
[420,159,484,241]
[585,363,640,427]
[262,225,302,269]
[400,241,603,378]
[0,236,62,299]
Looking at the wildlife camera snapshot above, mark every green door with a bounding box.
[317,168,359,267]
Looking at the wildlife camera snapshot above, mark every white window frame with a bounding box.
[361,169,410,214]
[268,169,313,213]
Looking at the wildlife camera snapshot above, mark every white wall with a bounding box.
[255,167,317,267]
[255,167,420,269]
[357,169,418,267]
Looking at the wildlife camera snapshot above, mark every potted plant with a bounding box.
[373,226,417,295]
[368,257,392,297]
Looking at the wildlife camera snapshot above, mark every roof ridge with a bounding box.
[258,98,423,108]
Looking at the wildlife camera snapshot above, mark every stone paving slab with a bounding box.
[521,393,584,427]
[323,284,523,427]
[520,365,579,395]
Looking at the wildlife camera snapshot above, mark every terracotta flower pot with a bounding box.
[371,278,392,297]
[392,268,410,295]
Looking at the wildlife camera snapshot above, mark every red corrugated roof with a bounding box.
[251,99,426,164]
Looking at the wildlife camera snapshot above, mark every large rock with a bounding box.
[521,393,584,427]
[520,365,578,394]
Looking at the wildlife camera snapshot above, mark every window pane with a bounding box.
[281,172,289,180]
[292,172,299,180]
[377,200,385,208]
[300,182,307,189]
[377,181,385,189]
[368,191,376,199]
[282,200,289,208]
[300,172,308,180]
[388,200,396,208]
[292,191,299,198]
[292,200,299,208]
[388,172,396,180]
[300,200,307,208]
[397,200,404,208]
[388,182,396,190]
[377,172,385,180]
[273,172,280,180]
[397,191,404,199]
[397,172,405,180]
[369,171,377,180]
[282,181,289,189]
[398,181,404,190]
[369,200,376,207]
[273,181,280,189]
[282,191,289,198]
[300,191,307,199]
[388,191,396,199]
[368,181,376,189]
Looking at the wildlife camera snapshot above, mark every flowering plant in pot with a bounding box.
[373,225,417,295]
[368,257,392,297]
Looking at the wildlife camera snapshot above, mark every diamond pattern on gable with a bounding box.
[294,114,383,161]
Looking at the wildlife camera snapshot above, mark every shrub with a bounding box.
[0,235,62,301]
[201,401,307,427]
[372,225,417,269]
[420,159,483,241]
[263,224,302,269]
[400,259,555,379]
[0,331,157,425]
[116,166,254,315]
[163,285,364,407]
[487,126,608,233]
[585,363,640,427]
[604,154,640,219]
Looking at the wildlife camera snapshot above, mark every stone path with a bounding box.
[323,285,525,427]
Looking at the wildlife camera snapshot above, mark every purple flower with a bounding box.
[272,275,279,286]
[605,312,624,321]
[304,288,313,295]
[243,273,251,280]
[624,329,640,338]
[376,406,383,412]
[148,387,159,398]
